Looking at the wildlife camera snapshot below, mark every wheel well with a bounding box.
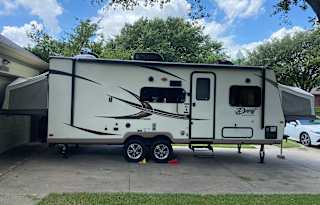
[124,135,144,144]
[152,135,172,143]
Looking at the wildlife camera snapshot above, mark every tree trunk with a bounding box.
[306,0,320,20]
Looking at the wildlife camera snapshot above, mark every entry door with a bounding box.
[190,73,215,139]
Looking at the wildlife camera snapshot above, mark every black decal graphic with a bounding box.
[97,88,206,120]
[49,69,101,85]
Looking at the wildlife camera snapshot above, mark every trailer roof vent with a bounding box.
[133,52,164,62]
[215,59,234,65]
[74,48,99,59]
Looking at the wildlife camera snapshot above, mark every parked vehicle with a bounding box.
[284,120,320,146]
[1,53,316,163]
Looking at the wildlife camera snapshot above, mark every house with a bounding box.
[0,34,48,153]
[311,87,320,107]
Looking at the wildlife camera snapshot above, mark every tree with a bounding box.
[106,17,225,63]
[245,29,320,92]
[27,20,105,62]
[92,0,320,21]
[274,0,320,22]
[27,18,225,63]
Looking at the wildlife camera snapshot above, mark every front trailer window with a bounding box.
[140,87,186,103]
[229,86,261,107]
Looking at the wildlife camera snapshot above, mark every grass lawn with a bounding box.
[173,144,256,149]
[315,107,320,117]
[275,139,302,148]
[38,193,320,205]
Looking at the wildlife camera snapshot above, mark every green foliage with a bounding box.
[27,18,225,64]
[27,27,65,62]
[38,193,320,205]
[245,29,320,92]
[273,0,319,22]
[27,20,104,62]
[315,107,320,116]
[110,18,225,63]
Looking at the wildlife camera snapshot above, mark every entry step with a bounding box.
[188,144,213,152]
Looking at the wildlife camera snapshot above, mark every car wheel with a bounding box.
[300,132,311,146]
[151,140,173,163]
[123,139,147,162]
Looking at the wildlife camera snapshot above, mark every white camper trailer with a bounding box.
[37,55,286,163]
[9,54,317,162]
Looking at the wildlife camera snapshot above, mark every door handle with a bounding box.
[192,103,196,107]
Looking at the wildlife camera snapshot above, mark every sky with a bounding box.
[0,0,316,58]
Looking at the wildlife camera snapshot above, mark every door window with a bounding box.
[196,78,210,100]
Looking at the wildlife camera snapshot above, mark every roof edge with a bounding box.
[49,56,265,70]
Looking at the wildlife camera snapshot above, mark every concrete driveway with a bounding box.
[0,144,320,205]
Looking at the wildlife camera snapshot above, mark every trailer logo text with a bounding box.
[235,108,257,116]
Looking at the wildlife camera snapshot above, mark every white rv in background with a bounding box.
[2,54,315,163]
[46,55,285,163]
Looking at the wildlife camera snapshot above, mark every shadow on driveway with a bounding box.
[0,143,320,205]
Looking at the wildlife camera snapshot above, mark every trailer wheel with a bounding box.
[123,139,147,162]
[151,140,173,163]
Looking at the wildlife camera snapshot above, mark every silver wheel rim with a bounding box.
[301,134,310,146]
[127,143,143,159]
[154,144,170,160]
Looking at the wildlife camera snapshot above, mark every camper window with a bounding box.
[229,86,261,107]
[196,78,210,100]
[140,87,186,103]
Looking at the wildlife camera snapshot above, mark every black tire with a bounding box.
[300,132,311,147]
[123,139,147,162]
[151,139,173,163]
[259,151,265,163]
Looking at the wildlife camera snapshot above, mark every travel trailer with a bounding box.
[1,54,315,163]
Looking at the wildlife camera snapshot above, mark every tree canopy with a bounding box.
[27,20,104,62]
[108,18,224,63]
[245,29,320,91]
[27,18,225,63]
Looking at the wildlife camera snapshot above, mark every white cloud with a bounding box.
[0,0,62,33]
[200,19,226,38]
[1,20,43,47]
[213,0,265,22]
[0,0,17,15]
[229,26,305,59]
[269,26,305,40]
[93,0,191,39]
